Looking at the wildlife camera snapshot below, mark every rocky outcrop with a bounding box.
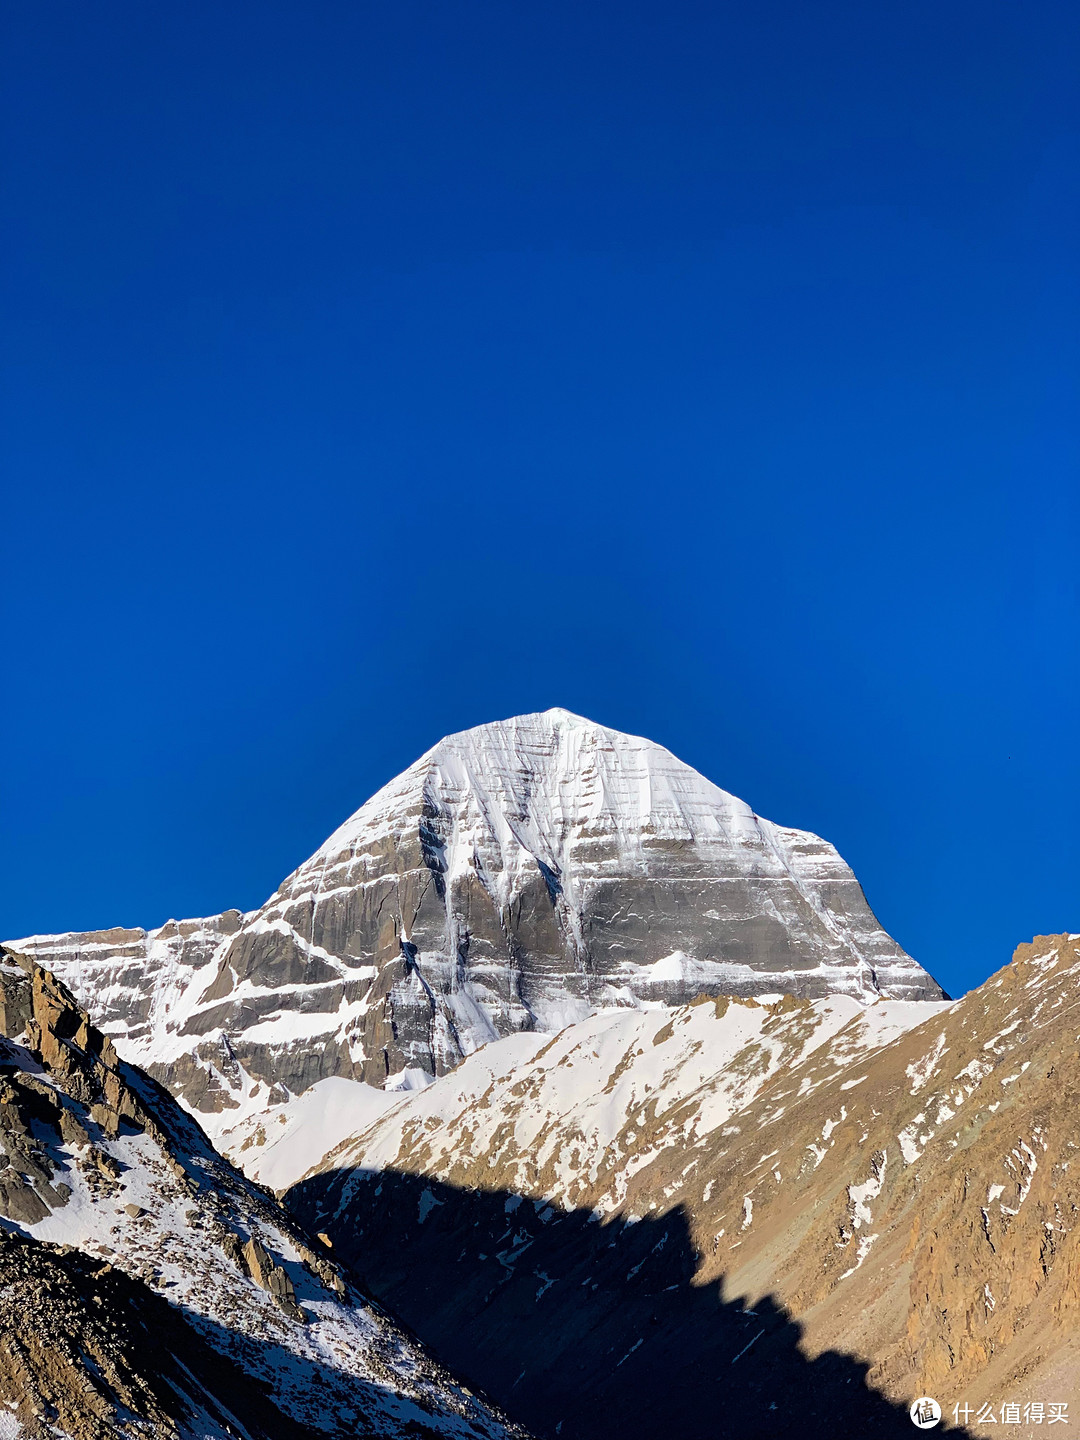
[0,954,147,1231]
[9,711,944,1121]
[240,1234,304,1320]
[290,936,1080,1440]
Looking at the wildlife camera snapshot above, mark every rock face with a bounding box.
[10,710,944,1120]
[0,947,527,1440]
[289,937,1080,1440]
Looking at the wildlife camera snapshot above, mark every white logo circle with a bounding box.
[910,1397,942,1429]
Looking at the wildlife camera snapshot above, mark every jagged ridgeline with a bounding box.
[0,948,527,1440]
[10,710,944,1122]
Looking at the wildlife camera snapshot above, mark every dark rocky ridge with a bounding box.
[0,947,528,1440]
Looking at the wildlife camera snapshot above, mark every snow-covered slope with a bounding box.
[219,1076,406,1194]
[10,710,943,1126]
[281,993,951,1205]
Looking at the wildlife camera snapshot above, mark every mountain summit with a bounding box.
[11,711,944,1120]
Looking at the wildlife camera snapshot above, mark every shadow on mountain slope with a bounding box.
[289,1168,972,1440]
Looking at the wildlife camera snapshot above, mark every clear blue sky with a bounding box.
[2,1,1076,998]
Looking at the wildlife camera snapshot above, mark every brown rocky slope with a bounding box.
[290,936,1080,1439]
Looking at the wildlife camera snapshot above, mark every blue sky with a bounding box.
[2,1,1076,998]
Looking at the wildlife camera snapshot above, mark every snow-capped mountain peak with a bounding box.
[9,712,944,1126]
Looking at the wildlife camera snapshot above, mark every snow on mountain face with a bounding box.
[222,1076,405,1193]
[229,993,950,1194]
[10,710,944,1120]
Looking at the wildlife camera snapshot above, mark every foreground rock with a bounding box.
[0,1234,324,1440]
[0,947,527,1440]
[289,937,1080,1440]
[9,711,944,1127]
